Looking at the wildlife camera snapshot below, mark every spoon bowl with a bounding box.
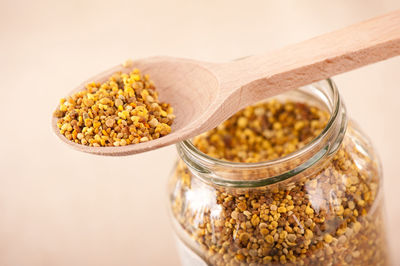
[52,57,224,155]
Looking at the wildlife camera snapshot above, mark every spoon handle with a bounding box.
[216,9,400,108]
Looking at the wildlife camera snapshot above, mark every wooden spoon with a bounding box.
[53,10,400,156]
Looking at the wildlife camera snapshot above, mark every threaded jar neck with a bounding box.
[176,79,347,188]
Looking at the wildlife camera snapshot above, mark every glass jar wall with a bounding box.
[168,79,389,266]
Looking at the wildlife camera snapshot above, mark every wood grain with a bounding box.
[52,9,400,156]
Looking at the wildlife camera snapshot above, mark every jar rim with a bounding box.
[176,79,346,186]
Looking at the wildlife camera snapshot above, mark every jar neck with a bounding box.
[176,79,347,188]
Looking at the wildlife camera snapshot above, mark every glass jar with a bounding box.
[168,79,389,266]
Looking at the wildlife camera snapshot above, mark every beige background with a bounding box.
[1,0,400,265]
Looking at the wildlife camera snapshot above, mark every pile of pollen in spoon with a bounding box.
[53,66,175,147]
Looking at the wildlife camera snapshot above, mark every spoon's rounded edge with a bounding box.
[52,59,170,156]
[51,56,221,156]
[52,114,203,156]
[51,114,190,155]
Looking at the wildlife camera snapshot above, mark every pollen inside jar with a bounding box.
[169,97,388,265]
[193,100,329,163]
[53,68,175,147]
